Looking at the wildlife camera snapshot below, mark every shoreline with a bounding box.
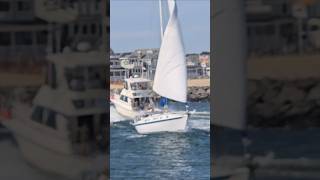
[111,78,210,101]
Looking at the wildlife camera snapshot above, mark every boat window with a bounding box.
[46,110,57,129]
[73,100,85,108]
[87,66,106,89]
[73,98,106,109]
[131,83,137,90]
[124,82,128,89]
[120,95,128,102]
[31,106,43,123]
[47,63,57,89]
[100,113,107,128]
[131,82,149,90]
[65,67,85,91]
[65,66,106,91]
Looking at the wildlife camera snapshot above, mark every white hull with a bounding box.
[1,118,103,179]
[112,100,139,119]
[14,135,100,179]
[133,112,188,134]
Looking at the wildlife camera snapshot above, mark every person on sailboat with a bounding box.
[149,98,155,112]
[159,97,168,112]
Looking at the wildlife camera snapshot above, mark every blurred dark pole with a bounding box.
[101,0,110,178]
[212,0,248,175]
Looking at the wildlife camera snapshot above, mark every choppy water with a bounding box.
[110,101,211,179]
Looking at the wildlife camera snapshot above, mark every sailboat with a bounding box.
[132,0,188,134]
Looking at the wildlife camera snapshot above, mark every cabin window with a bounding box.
[0,32,10,46]
[91,24,96,34]
[48,63,57,89]
[73,100,85,108]
[66,66,106,91]
[82,25,87,35]
[73,99,106,109]
[15,32,32,45]
[31,106,44,123]
[74,24,79,34]
[77,115,94,139]
[46,110,57,129]
[100,113,107,128]
[120,95,128,102]
[36,30,47,44]
[65,67,85,91]
[131,82,148,90]
[87,66,106,89]
[17,1,31,11]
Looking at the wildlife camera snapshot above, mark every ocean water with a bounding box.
[214,128,320,180]
[110,101,211,179]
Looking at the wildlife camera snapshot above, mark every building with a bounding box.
[0,0,48,62]
[110,49,210,81]
[0,0,103,64]
[199,51,210,66]
[110,53,125,81]
[245,0,320,56]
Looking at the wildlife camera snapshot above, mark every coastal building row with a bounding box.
[246,0,320,56]
[0,0,103,63]
[110,48,210,82]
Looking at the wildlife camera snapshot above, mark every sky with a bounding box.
[110,0,210,54]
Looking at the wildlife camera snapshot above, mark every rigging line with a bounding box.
[159,0,164,41]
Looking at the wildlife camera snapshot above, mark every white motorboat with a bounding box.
[0,50,108,179]
[132,0,189,134]
[110,76,155,119]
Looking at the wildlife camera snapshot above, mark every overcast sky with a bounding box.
[110,0,210,54]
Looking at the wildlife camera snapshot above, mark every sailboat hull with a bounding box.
[133,113,188,134]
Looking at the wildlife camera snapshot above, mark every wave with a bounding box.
[110,106,127,123]
[188,118,210,132]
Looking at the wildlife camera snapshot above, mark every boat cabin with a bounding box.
[30,52,108,156]
[118,77,154,111]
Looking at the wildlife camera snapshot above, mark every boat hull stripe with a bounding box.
[133,116,183,126]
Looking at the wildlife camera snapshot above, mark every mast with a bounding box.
[159,0,164,41]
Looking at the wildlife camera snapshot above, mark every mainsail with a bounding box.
[153,0,187,103]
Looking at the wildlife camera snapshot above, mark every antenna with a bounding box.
[159,0,164,41]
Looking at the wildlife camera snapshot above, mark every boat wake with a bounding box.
[188,111,210,132]
[110,106,128,124]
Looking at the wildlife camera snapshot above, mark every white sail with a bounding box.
[153,0,187,103]
[212,0,247,130]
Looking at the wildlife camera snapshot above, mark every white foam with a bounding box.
[126,134,147,139]
[110,105,127,124]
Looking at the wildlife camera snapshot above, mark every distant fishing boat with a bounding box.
[110,76,155,120]
[132,0,189,134]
